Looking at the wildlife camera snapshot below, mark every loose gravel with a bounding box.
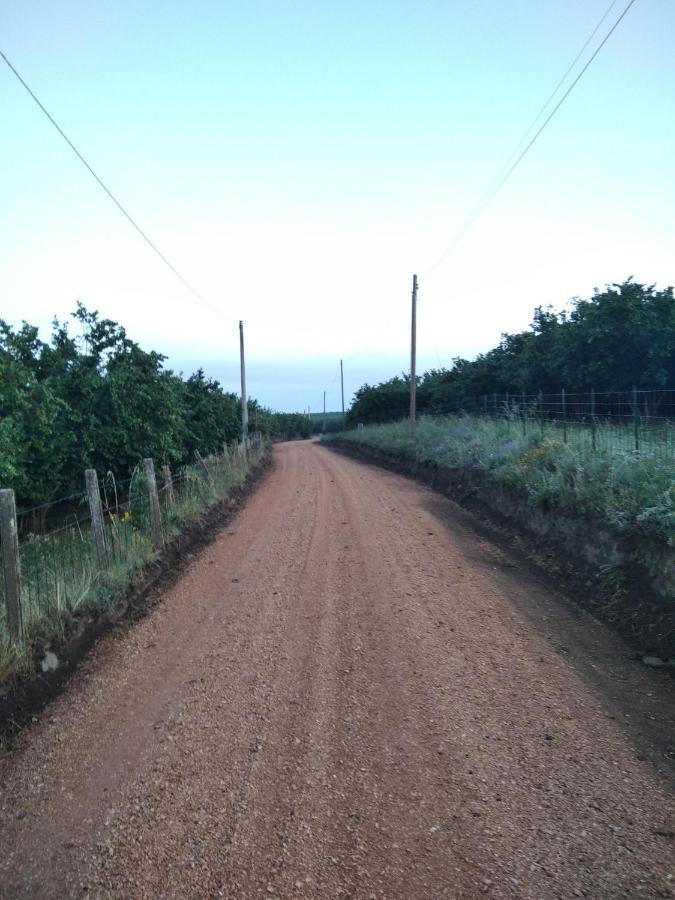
[0,441,673,899]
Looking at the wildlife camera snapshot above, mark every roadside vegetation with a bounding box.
[0,440,269,684]
[0,304,326,515]
[334,277,675,547]
[327,416,675,544]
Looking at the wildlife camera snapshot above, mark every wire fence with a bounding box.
[428,388,675,462]
[0,437,266,654]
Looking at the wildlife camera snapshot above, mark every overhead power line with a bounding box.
[337,0,638,370]
[425,0,638,277]
[0,49,224,320]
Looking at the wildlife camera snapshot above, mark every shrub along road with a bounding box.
[0,441,673,899]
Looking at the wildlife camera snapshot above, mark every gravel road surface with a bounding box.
[0,440,673,899]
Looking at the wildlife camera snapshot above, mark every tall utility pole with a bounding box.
[340,359,345,426]
[409,274,418,434]
[239,320,248,441]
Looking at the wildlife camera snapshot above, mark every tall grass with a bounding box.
[0,439,268,681]
[327,416,675,544]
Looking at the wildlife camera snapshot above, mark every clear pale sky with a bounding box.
[2,1,674,411]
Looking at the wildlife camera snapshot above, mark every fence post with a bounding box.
[633,385,640,452]
[590,388,596,451]
[85,469,108,570]
[0,489,23,642]
[162,465,175,506]
[561,388,567,443]
[539,390,544,437]
[194,450,213,485]
[143,459,164,550]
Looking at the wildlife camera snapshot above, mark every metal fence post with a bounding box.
[0,489,23,642]
[143,459,164,550]
[633,385,640,452]
[539,390,544,438]
[85,469,108,570]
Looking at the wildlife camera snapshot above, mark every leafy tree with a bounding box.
[0,304,266,510]
[183,370,240,456]
[347,280,675,425]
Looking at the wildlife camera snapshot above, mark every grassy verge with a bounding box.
[0,441,269,685]
[324,416,675,545]
[325,417,675,657]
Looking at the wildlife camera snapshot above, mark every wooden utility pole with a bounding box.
[340,359,345,426]
[85,469,108,569]
[0,489,23,642]
[239,320,248,442]
[409,274,418,434]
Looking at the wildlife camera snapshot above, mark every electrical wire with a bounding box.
[0,49,225,321]
[336,0,638,375]
[424,0,619,281]
[425,0,638,277]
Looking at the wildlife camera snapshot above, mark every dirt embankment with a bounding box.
[326,439,675,661]
[0,441,673,899]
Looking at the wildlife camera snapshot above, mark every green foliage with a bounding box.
[254,408,312,440]
[348,280,675,424]
[330,416,675,544]
[0,305,247,508]
[348,376,411,425]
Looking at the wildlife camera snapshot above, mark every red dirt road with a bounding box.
[0,441,673,899]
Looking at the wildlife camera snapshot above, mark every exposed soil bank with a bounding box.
[0,451,271,742]
[326,439,675,661]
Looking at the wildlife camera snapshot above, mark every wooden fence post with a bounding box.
[85,469,108,570]
[162,465,175,505]
[0,489,23,642]
[143,459,164,550]
[194,450,213,485]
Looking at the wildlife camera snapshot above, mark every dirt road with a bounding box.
[1,441,673,899]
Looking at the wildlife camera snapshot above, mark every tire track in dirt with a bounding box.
[0,441,672,899]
